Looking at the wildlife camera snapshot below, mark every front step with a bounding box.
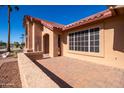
[43,54,50,59]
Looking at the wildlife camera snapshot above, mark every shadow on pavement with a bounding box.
[33,60,73,88]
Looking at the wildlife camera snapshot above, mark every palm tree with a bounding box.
[20,33,25,43]
[7,5,19,52]
[0,5,19,52]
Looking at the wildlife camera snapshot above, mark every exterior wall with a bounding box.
[33,23,42,52]
[25,20,60,57]
[41,27,62,57]
[24,9,124,69]
[24,21,34,52]
[41,26,55,57]
[29,22,33,50]
[25,21,33,51]
[25,25,28,49]
[53,30,63,57]
[62,15,124,69]
[25,21,42,52]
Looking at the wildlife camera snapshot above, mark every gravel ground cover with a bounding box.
[0,57,22,88]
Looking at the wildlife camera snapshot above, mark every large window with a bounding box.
[69,27,99,53]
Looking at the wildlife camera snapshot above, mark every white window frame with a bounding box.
[68,27,100,53]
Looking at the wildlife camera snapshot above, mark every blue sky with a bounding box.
[0,5,107,43]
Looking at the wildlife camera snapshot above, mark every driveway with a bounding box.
[36,56,124,88]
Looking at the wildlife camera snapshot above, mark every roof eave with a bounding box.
[63,10,113,31]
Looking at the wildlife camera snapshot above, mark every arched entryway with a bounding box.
[43,34,49,54]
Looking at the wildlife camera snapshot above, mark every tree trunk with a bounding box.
[7,5,11,52]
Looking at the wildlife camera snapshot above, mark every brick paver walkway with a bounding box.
[37,56,124,88]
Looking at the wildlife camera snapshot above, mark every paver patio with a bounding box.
[36,56,124,88]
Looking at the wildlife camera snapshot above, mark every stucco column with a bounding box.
[50,32,54,57]
[32,22,35,52]
[25,23,29,49]
[27,22,30,49]
[53,33,59,57]
[25,31,27,49]
[24,26,27,49]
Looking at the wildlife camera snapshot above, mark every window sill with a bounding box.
[67,50,104,58]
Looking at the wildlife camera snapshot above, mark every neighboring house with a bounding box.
[23,6,124,68]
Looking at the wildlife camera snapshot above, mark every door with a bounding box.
[43,34,49,54]
[58,35,61,56]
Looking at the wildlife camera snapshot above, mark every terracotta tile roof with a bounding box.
[24,16,65,30]
[24,9,113,31]
[63,9,113,31]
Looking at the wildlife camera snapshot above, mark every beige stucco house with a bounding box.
[23,6,124,68]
